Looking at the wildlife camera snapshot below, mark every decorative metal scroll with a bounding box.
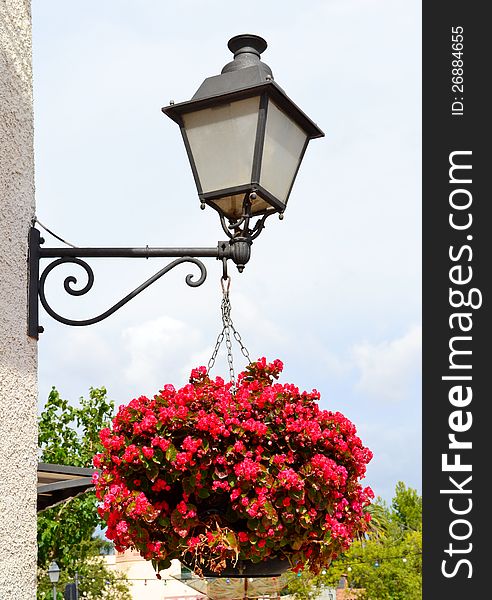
[38,256,207,327]
[219,211,272,241]
[218,193,277,241]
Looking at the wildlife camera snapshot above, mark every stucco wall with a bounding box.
[0,1,37,598]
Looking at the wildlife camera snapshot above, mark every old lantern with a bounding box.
[162,34,324,224]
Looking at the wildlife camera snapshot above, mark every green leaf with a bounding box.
[183,477,193,495]
[225,531,238,549]
[291,538,304,550]
[147,462,159,482]
[165,443,178,463]
[153,448,164,465]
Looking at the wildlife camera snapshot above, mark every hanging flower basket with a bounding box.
[94,358,373,577]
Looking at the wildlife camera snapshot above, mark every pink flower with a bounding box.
[151,436,171,451]
[115,520,128,536]
[152,479,170,493]
[234,458,260,481]
[142,447,154,459]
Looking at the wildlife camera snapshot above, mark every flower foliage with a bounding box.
[95,359,373,575]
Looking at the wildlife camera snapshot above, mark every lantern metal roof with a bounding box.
[163,34,323,140]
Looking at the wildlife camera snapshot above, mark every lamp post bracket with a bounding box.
[27,227,233,338]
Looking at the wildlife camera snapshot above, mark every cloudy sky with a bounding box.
[32,0,421,502]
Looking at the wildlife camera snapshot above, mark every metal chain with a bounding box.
[230,319,251,363]
[207,275,251,391]
[223,296,235,386]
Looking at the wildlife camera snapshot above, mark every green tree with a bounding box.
[391,481,422,532]
[38,387,130,599]
[287,482,422,600]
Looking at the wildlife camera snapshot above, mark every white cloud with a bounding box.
[58,327,115,367]
[319,346,352,378]
[119,295,289,395]
[358,422,421,499]
[121,316,202,394]
[352,324,421,403]
[37,326,120,408]
[231,292,288,347]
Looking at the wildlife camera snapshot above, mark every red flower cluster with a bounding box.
[94,359,373,575]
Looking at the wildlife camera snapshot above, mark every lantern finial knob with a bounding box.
[222,34,272,76]
[227,34,267,57]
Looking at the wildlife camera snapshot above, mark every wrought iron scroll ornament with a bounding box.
[38,256,206,328]
[27,225,250,339]
[216,192,277,243]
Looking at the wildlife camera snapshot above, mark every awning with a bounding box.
[37,463,95,512]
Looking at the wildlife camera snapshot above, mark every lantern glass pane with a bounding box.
[182,97,260,194]
[260,101,308,203]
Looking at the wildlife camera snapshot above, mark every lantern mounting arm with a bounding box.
[27,226,243,339]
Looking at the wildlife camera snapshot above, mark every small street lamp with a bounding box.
[48,561,61,600]
[28,34,323,337]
